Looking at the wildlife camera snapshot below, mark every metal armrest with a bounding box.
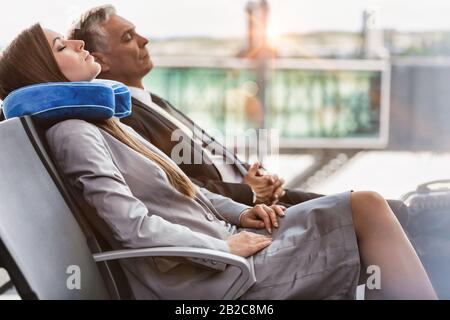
[93,247,256,299]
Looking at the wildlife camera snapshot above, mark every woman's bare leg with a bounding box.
[351,191,437,300]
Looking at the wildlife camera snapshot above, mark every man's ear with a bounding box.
[91,52,110,73]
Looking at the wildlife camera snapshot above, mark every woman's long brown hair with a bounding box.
[0,23,196,198]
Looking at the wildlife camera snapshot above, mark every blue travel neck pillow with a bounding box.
[2,79,131,123]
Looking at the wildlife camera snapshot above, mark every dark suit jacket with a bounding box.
[121,93,324,207]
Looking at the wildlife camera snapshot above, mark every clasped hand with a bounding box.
[244,162,286,205]
[226,204,286,257]
[240,204,286,234]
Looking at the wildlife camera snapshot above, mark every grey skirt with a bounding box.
[238,190,361,300]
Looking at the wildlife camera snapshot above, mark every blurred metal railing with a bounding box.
[144,56,391,151]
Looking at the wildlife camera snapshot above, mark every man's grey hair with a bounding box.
[67,4,116,52]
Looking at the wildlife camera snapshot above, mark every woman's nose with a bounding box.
[70,40,85,51]
[78,40,85,51]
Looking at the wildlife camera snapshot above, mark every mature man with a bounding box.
[68,5,409,225]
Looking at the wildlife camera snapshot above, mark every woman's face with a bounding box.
[44,29,101,82]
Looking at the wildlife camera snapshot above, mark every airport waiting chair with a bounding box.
[0,116,255,299]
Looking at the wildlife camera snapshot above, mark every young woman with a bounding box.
[0,24,437,300]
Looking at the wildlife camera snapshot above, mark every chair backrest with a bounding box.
[0,116,110,299]
[25,116,135,299]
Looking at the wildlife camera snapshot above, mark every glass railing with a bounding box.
[144,57,390,150]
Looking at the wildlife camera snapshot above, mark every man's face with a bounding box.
[100,15,153,83]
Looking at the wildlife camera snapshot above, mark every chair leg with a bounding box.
[0,280,13,295]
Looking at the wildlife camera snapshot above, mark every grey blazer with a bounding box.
[45,119,252,299]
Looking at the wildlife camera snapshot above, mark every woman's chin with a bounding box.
[91,63,102,80]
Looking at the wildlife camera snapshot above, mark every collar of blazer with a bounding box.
[136,94,249,177]
[131,96,226,180]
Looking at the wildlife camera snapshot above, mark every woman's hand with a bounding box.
[226,231,272,257]
[239,204,286,234]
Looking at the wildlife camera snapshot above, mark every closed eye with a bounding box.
[123,32,133,42]
[52,36,67,52]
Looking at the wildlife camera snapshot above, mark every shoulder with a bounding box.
[149,92,174,109]
[47,119,100,139]
[46,119,104,151]
[126,99,165,130]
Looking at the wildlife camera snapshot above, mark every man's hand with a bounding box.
[227,231,272,257]
[244,162,286,205]
[239,204,286,234]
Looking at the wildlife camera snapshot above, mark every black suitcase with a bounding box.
[401,180,450,299]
